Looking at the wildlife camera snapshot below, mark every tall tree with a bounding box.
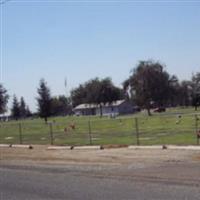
[36,79,52,123]
[11,95,20,120]
[0,84,9,114]
[125,60,173,116]
[19,97,27,118]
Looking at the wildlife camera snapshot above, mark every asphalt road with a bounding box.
[1,163,200,200]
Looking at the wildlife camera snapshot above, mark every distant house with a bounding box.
[0,114,10,122]
[73,100,134,116]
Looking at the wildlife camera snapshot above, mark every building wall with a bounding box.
[96,106,119,116]
[118,101,133,114]
[74,101,133,116]
[74,108,96,116]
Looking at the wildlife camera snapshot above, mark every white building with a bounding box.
[73,100,134,116]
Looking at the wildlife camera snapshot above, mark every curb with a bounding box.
[46,145,102,150]
[0,144,11,148]
[73,145,102,150]
[128,145,163,150]
[167,145,200,151]
[128,145,200,151]
[11,144,33,149]
[47,146,73,150]
[0,144,33,149]
[1,144,200,151]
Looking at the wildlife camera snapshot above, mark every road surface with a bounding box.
[0,146,200,199]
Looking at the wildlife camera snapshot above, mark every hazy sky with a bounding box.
[1,0,200,112]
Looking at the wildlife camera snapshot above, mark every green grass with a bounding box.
[0,107,200,146]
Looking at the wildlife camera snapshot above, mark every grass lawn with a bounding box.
[0,107,200,146]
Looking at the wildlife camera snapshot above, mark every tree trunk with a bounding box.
[100,104,103,118]
[147,107,152,116]
[45,117,48,124]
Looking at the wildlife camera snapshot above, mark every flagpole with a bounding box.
[64,77,67,97]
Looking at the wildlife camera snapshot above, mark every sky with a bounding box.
[0,0,200,112]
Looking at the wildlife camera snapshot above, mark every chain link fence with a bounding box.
[0,113,199,146]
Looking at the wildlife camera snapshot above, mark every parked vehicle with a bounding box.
[153,107,166,113]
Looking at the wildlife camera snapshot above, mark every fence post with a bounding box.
[88,120,92,145]
[49,123,54,145]
[18,123,23,144]
[195,115,199,145]
[135,117,140,145]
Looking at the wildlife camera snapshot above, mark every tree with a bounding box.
[50,95,72,116]
[51,97,62,116]
[71,77,124,116]
[19,97,32,118]
[57,95,72,115]
[191,72,200,110]
[86,78,124,116]
[125,60,173,116]
[11,95,20,120]
[178,81,193,107]
[36,79,52,123]
[166,75,181,107]
[0,84,9,114]
[71,84,88,107]
[25,106,32,117]
[19,97,27,118]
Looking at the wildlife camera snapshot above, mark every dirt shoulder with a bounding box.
[1,145,200,166]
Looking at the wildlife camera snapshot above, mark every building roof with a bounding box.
[74,100,126,110]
